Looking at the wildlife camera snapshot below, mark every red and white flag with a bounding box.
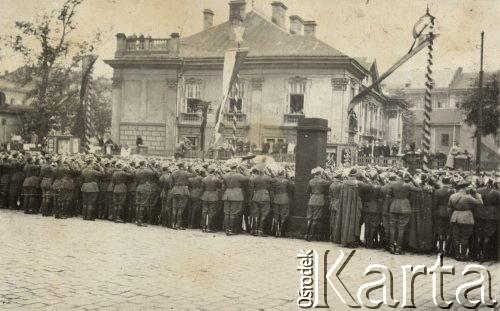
[213,47,249,146]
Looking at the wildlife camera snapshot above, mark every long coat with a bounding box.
[332,179,369,245]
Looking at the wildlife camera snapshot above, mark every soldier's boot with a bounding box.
[455,242,462,261]
[394,244,402,255]
[171,208,178,229]
[82,204,88,220]
[365,225,373,248]
[281,219,288,237]
[304,221,313,241]
[478,237,489,262]
[201,213,208,232]
[115,204,124,223]
[86,204,95,221]
[23,193,30,214]
[40,196,46,215]
[273,219,279,237]
[253,217,259,236]
[445,235,453,257]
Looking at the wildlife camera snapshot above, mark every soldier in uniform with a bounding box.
[187,166,204,229]
[248,166,275,236]
[98,159,112,219]
[272,167,294,237]
[170,162,195,230]
[200,165,220,232]
[433,175,454,254]
[135,159,152,227]
[146,160,160,225]
[40,156,55,216]
[52,157,75,219]
[449,181,483,261]
[159,164,172,227]
[363,171,383,248]
[105,160,117,220]
[222,162,249,236]
[22,156,41,214]
[386,172,421,254]
[305,167,331,241]
[9,152,25,210]
[111,161,133,223]
[327,171,343,241]
[378,172,392,250]
[0,154,10,208]
[126,161,137,223]
[80,156,104,220]
[475,178,500,261]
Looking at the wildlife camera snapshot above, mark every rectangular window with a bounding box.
[229,81,244,113]
[288,79,306,114]
[290,94,304,114]
[441,134,450,146]
[185,83,201,113]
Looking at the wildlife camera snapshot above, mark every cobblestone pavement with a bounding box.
[0,209,499,310]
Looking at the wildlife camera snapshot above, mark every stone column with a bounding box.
[249,77,264,147]
[165,78,178,154]
[288,118,329,238]
[331,78,348,143]
[111,72,122,143]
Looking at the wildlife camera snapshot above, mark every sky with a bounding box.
[1,0,499,78]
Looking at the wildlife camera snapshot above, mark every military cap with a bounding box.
[311,166,324,175]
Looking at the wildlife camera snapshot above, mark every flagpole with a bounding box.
[421,7,435,170]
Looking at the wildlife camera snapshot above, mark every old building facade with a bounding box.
[384,67,500,164]
[106,1,402,156]
[0,74,33,145]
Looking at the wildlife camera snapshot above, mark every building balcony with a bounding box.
[114,33,180,57]
[283,113,304,126]
[223,113,247,126]
[179,112,202,125]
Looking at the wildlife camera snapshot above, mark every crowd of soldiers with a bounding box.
[0,151,294,238]
[307,165,500,262]
[1,149,499,262]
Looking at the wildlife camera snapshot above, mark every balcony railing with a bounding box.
[224,113,247,125]
[283,114,303,126]
[179,113,201,125]
[125,38,170,52]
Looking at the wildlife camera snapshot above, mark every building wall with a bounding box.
[113,65,371,153]
[111,68,178,154]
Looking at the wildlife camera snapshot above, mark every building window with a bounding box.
[185,82,201,113]
[441,134,449,147]
[288,78,306,114]
[229,81,244,113]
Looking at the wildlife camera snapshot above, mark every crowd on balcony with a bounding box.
[357,141,399,157]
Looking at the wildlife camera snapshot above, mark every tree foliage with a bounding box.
[3,0,104,139]
[459,75,500,137]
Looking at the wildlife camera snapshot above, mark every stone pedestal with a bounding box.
[287,118,329,238]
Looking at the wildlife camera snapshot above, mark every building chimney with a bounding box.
[229,0,246,23]
[168,32,180,55]
[271,1,287,29]
[203,9,214,30]
[303,21,317,37]
[289,15,303,35]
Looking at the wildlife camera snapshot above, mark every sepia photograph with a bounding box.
[0,0,499,309]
